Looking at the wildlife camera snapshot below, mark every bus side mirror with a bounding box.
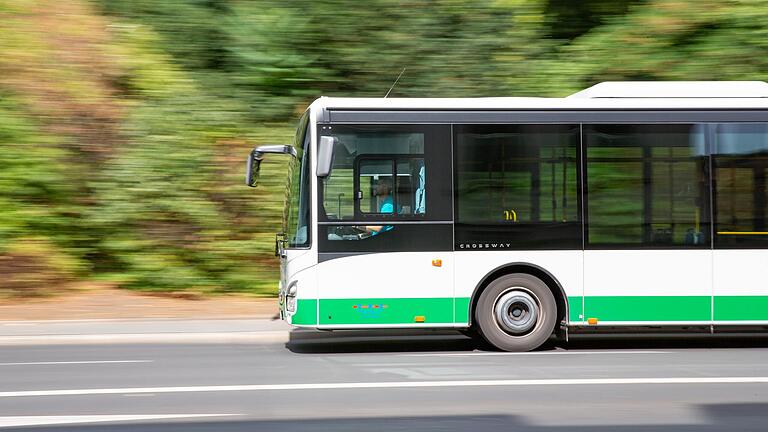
[245,150,261,187]
[245,144,297,187]
[317,136,337,178]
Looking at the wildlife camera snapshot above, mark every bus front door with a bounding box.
[582,123,713,326]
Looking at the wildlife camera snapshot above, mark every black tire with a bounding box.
[475,273,557,352]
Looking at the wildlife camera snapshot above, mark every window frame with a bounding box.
[582,123,712,250]
[354,154,426,219]
[453,123,583,251]
[315,123,453,254]
[711,122,768,249]
[316,123,452,225]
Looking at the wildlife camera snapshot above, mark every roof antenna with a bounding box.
[384,67,407,98]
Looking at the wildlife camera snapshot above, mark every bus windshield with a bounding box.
[285,112,311,248]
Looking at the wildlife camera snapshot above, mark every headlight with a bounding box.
[286,281,297,313]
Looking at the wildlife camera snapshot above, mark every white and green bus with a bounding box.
[246,81,768,351]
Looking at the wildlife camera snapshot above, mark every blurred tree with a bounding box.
[97,0,231,71]
[3,0,768,296]
[0,0,120,295]
[0,96,84,295]
[87,23,290,293]
[554,0,768,90]
[222,0,543,116]
[543,0,640,41]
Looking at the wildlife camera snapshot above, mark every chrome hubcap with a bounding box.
[494,289,539,335]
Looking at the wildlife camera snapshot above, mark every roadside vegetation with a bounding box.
[1,0,766,297]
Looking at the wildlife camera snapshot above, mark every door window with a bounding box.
[585,124,710,248]
[358,157,426,215]
[713,123,768,248]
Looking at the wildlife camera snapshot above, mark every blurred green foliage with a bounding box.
[0,0,767,296]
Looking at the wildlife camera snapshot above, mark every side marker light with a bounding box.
[415,316,426,323]
[587,317,598,325]
[432,259,442,267]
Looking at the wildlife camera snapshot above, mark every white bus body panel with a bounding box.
[315,252,455,328]
[713,250,768,324]
[317,252,453,299]
[583,250,712,325]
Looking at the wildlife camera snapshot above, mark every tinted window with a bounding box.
[455,124,581,250]
[286,112,311,248]
[713,123,768,248]
[321,129,426,221]
[317,124,452,253]
[319,125,451,222]
[585,124,710,248]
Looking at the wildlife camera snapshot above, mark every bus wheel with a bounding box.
[475,273,556,352]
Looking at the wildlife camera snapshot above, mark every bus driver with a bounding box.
[366,177,396,235]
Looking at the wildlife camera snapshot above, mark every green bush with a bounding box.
[2,0,768,296]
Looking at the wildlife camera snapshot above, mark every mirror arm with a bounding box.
[245,144,297,187]
[255,145,297,160]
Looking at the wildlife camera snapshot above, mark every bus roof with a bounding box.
[568,81,768,99]
[311,81,768,112]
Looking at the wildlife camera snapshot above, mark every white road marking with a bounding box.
[401,350,668,357]
[0,360,152,366]
[1,377,767,398]
[0,414,239,428]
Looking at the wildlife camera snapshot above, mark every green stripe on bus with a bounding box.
[584,296,711,321]
[454,297,470,323]
[292,299,318,325]
[319,298,454,325]
[715,296,768,321]
[568,296,583,322]
[298,295,768,326]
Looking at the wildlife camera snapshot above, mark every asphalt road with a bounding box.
[2,321,768,431]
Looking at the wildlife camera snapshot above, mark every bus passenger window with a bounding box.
[455,124,581,249]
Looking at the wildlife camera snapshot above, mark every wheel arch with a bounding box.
[467,262,569,331]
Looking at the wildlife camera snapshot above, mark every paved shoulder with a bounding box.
[0,319,291,345]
